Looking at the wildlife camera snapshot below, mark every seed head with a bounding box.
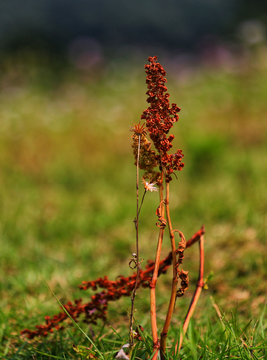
[130,122,147,136]
[140,56,184,182]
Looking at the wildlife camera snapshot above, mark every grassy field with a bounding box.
[0,52,267,358]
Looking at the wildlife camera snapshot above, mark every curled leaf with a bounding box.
[156,200,166,228]
[176,270,189,297]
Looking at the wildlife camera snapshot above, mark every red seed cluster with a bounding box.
[21,228,204,339]
[20,297,106,339]
[141,56,184,182]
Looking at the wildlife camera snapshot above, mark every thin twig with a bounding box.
[129,134,141,349]
[138,190,147,217]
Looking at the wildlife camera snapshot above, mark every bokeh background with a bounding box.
[1,0,267,353]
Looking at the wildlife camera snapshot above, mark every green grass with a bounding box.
[0,52,267,358]
[2,299,267,359]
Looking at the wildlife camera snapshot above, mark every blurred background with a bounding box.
[1,0,267,349]
[0,0,267,58]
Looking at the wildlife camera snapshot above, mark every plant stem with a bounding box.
[176,233,205,354]
[129,134,141,349]
[138,190,146,217]
[150,175,165,359]
[185,225,205,249]
[160,180,178,356]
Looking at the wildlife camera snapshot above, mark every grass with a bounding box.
[0,51,267,358]
[2,299,267,359]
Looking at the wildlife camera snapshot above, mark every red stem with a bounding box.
[150,178,165,359]
[176,231,205,354]
[160,181,177,355]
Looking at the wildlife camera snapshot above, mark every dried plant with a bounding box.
[20,228,204,339]
[21,56,205,359]
[130,56,205,358]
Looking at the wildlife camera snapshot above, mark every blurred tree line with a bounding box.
[0,0,266,60]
